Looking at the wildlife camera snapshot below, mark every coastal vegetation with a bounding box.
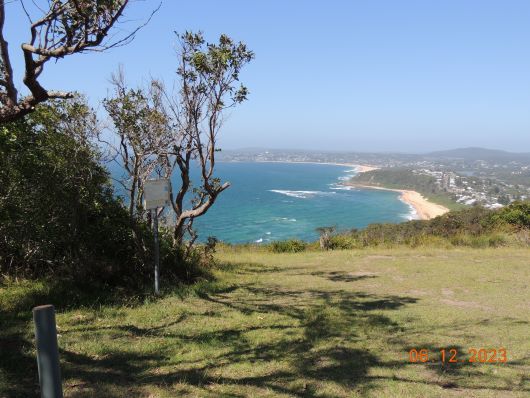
[0,96,216,291]
[0,31,253,285]
[262,202,530,252]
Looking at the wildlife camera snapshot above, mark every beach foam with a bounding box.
[400,201,420,220]
[269,190,336,199]
[329,184,357,191]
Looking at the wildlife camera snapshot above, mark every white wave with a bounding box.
[269,190,336,199]
[266,232,271,235]
[399,200,420,221]
[330,185,356,191]
[255,238,263,243]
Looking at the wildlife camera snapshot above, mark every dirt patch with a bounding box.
[440,298,492,311]
[406,289,428,296]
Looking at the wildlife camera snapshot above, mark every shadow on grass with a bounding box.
[310,270,378,283]
[60,284,417,396]
[216,261,285,275]
[0,277,137,398]
[2,261,529,397]
[0,274,217,398]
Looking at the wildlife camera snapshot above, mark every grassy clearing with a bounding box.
[1,247,529,397]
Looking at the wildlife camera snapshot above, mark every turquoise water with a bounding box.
[187,162,413,243]
[111,161,414,243]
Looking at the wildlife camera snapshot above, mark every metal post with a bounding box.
[33,305,63,398]
[153,208,160,295]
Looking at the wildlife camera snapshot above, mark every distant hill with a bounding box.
[427,147,530,162]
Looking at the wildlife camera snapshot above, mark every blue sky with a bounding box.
[5,0,530,152]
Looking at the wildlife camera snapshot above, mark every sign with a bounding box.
[143,179,171,210]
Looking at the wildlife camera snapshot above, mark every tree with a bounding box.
[103,68,171,222]
[105,32,254,248]
[168,32,253,246]
[0,0,156,123]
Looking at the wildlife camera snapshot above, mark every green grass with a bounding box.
[1,247,529,397]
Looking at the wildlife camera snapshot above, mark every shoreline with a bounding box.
[347,183,450,220]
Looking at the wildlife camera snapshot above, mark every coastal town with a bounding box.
[219,147,530,210]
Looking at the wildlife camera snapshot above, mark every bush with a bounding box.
[270,239,307,253]
[494,201,530,229]
[328,234,358,250]
[0,100,146,282]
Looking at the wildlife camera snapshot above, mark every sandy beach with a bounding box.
[348,184,449,220]
[354,164,379,173]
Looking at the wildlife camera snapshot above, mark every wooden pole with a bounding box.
[33,305,63,398]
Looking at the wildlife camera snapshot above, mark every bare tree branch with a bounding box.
[0,0,159,123]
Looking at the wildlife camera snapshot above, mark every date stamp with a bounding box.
[408,348,507,363]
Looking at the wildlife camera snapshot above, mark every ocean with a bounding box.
[111,161,415,243]
[186,162,415,243]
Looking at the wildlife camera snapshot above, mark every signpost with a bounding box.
[143,179,171,295]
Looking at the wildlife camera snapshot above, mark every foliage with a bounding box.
[0,97,217,289]
[270,239,307,253]
[352,168,438,193]
[0,98,148,283]
[493,201,530,228]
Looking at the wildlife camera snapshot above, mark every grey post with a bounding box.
[153,208,160,295]
[33,305,63,398]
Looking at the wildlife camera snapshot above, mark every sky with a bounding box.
[4,0,530,153]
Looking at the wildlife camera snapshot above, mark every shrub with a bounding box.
[494,201,530,229]
[0,100,146,282]
[328,234,358,250]
[270,239,307,253]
